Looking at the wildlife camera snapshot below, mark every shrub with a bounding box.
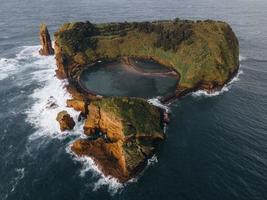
[85,48,97,61]
[74,52,87,65]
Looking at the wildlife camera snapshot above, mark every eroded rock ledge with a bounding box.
[69,97,165,182]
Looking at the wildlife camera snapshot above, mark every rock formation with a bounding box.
[39,23,54,56]
[66,99,87,114]
[56,111,75,131]
[70,97,165,182]
[50,18,240,182]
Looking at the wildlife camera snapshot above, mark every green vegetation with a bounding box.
[92,97,165,174]
[60,19,239,181]
[55,21,98,56]
[55,19,239,89]
[92,97,163,137]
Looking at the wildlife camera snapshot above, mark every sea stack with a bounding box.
[56,111,75,131]
[39,23,54,56]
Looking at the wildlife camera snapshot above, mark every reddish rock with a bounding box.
[66,99,86,114]
[56,111,75,131]
[71,98,166,182]
[163,112,171,124]
[39,24,54,56]
[71,138,130,182]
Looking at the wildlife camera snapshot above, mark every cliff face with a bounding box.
[39,24,54,56]
[83,104,124,140]
[54,19,239,97]
[54,39,66,78]
[71,97,165,182]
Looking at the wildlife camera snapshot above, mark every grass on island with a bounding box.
[55,19,239,89]
[91,97,163,136]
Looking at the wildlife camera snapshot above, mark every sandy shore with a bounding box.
[121,57,179,78]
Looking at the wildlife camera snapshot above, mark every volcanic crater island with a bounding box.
[39,18,239,182]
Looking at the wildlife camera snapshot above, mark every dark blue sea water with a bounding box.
[0,0,267,200]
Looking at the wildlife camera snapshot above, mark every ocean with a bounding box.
[0,0,267,199]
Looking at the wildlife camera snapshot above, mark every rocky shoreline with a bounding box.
[70,97,166,182]
[122,57,179,78]
[160,66,239,104]
[38,18,239,182]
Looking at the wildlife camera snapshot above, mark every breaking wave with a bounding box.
[148,97,170,112]
[65,144,124,195]
[0,45,122,194]
[192,55,245,98]
[0,45,42,81]
[192,69,243,98]
[65,141,159,195]
[16,45,126,195]
[22,46,81,140]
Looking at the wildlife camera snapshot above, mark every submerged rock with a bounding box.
[39,24,54,56]
[56,111,75,131]
[71,97,165,182]
[45,96,58,109]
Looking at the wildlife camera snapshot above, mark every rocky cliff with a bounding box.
[70,97,165,182]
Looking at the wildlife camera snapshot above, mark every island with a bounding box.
[39,18,239,182]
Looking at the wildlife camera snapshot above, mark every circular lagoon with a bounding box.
[79,59,179,98]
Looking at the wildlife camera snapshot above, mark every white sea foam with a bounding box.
[239,55,247,62]
[66,141,160,195]
[148,97,170,112]
[192,55,245,98]
[26,74,82,140]
[192,69,243,98]
[147,154,158,166]
[65,144,124,195]
[10,168,25,193]
[0,46,42,81]
[18,45,124,194]
[0,58,19,80]
[21,46,82,140]
[3,45,164,195]
[147,97,170,133]
[16,45,41,60]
